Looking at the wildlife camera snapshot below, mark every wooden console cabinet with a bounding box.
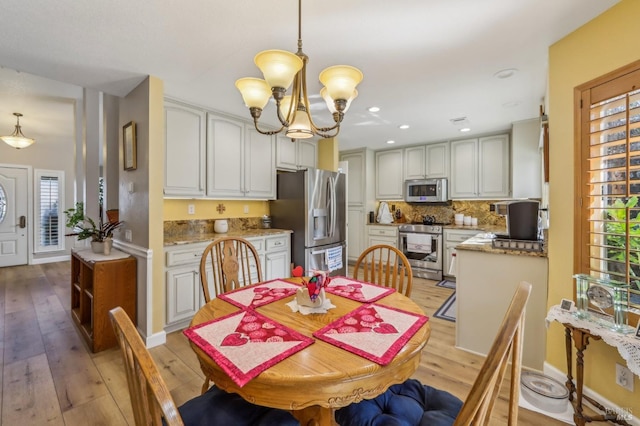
[70,248,136,352]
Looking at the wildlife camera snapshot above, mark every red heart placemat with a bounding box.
[217,279,300,309]
[324,276,395,302]
[184,309,313,387]
[313,303,428,365]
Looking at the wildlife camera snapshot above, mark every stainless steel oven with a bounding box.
[398,224,443,281]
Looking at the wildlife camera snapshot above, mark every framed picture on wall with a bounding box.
[123,121,137,171]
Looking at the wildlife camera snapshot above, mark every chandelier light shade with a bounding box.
[235,0,363,140]
[1,112,35,149]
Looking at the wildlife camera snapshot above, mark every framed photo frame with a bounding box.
[560,298,574,312]
[123,121,137,171]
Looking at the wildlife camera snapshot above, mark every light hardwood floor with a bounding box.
[0,262,568,425]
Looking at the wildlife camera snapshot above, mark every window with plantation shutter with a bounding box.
[34,170,64,252]
[577,64,640,323]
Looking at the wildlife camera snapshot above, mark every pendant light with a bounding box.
[235,0,363,140]
[1,113,35,149]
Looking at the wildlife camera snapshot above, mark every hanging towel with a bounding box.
[406,234,432,254]
[377,202,394,224]
[326,246,343,272]
[449,252,457,276]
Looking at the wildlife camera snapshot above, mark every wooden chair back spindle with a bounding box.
[199,237,263,303]
[353,244,413,297]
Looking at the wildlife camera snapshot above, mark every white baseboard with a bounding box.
[144,330,166,348]
[31,254,71,264]
[542,362,639,425]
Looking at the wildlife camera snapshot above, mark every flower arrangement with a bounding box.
[64,202,123,242]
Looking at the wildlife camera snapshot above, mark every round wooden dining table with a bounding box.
[188,278,431,426]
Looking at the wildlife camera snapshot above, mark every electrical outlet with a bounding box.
[125,229,132,242]
[616,363,634,391]
[243,205,249,214]
[188,204,195,215]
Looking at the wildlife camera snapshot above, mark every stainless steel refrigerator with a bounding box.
[270,168,346,277]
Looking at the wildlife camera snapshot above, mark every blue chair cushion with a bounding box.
[335,379,462,426]
[178,385,299,426]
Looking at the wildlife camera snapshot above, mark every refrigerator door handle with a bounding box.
[310,249,326,256]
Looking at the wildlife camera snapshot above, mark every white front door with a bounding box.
[0,167,28,267]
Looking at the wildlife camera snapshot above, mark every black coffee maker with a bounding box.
[491,200,540,240]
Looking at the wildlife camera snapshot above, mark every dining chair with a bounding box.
[109,306,299,426]
[200,236,263,303]
[353,244,413,297]
[336,281,532,426]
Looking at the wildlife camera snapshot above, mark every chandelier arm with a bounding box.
[252,120,287,136]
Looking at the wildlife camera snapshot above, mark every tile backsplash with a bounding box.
[164,217,263,238]
[374,200,506,226]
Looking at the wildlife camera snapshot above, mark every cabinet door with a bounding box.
[450,139,478,198]
[297,139,317,170]
[444,243,456,277]
[166,267,200,324]
[404,146,426,180]
[265,250,290,280]
[245,127,276,199]
[375,149,404,199]
[367,235,398,249]
[164,102,206,197]
[340,151,365,206]
[206,113,245,197]
[276,134,298,171]
[347,207,365,262]
[426,142,449,178]
[478,134,510,198]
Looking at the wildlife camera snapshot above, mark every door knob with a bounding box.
[19,216,26,228]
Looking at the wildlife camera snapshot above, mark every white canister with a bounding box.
[471,217,478,226]
[454,213,464,225]
[214,219,228,233]
[463,215,472,226]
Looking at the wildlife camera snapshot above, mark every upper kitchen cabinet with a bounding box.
[450,134,509,199]
[375,149,404,199]
[164,100,206,197]
[404,143,449,180]
[206,112,276,199]
[276,136,317,171]
[511,118,542,199]
[340,148,375,207]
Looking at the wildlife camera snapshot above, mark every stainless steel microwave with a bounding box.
[404,178,448,203]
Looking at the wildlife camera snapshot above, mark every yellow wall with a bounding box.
[318,137,339,171]
[164,199,269,220]
[548,0,638,410]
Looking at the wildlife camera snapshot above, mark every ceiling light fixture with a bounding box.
[450,117,471,133]
[493,68,518,79]
[1,113,35,149]
[399,124,410,130]
[235,0,363,140]
[368,106,380,113]
[386,140,395,144]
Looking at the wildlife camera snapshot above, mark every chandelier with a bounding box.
[1,113,35,149]
[235,0,363,140]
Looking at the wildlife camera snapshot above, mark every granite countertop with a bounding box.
[456,233,547,258]
[164,228,292,246]
[367,222,506,233]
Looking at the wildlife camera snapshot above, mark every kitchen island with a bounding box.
[455,233,548,371]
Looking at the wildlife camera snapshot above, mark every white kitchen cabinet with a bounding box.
[425,142,449,178]
[339,148,375,208]
[164,100,206,197]
[511,118,542,198]
[404,146,426,180]
[165,232,291,331]
[375,149,404,200]
[347,207,365,262]
[206,112,276,199]
[443,229,478,278]
[367,225,398,248]
[450,134,509,199]
[404,142,449,181]
[276,135,317,171]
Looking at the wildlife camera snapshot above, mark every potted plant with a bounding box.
[64,202,123,255]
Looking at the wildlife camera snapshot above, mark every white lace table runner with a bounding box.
[546,305,640,377]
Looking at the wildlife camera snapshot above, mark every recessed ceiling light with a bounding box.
[368,106,380,113]
[386,140,395,144]
[493,68,518,79]
[398,124,410,130]
[459,127,471,132]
